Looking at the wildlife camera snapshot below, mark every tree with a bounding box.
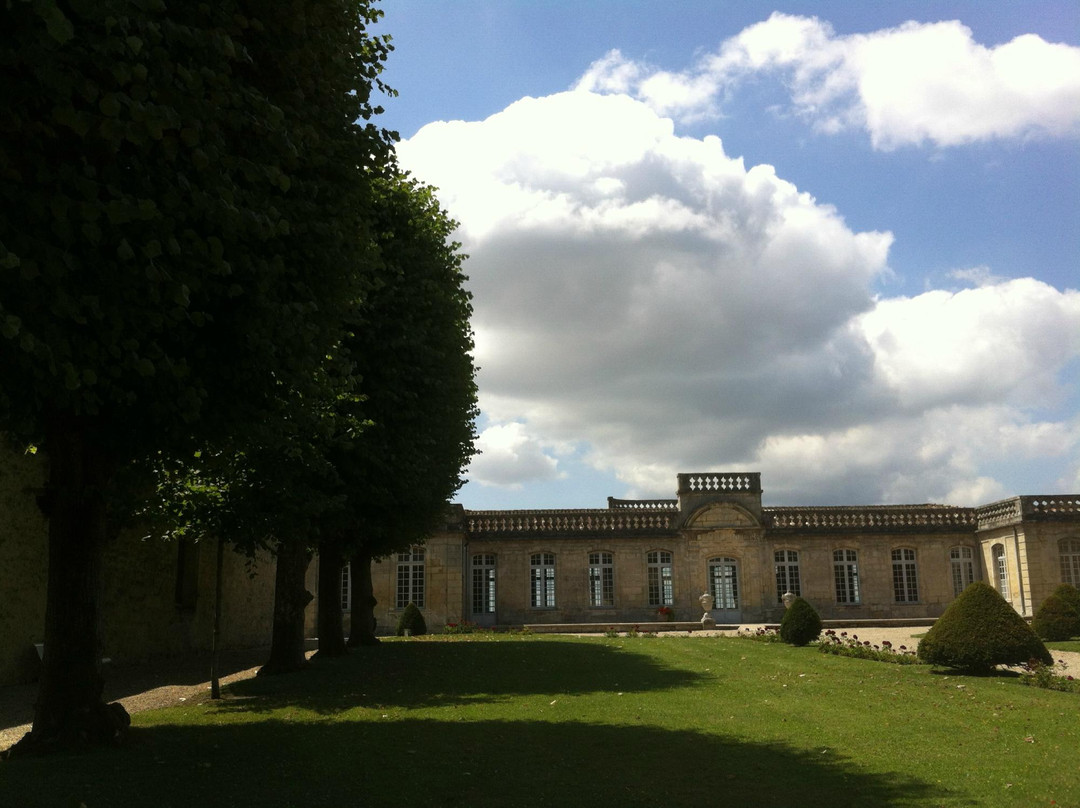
[0,0,391,753]
[335,172,478,648]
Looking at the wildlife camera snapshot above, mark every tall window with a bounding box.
[1061,538,1080,587]
[472,554,496,615]
[396,547,425,608]
[774,550,801,602]
[647,550,674,606]
[833,549,860,604]
[588,551,614,607]
[340,563,352,612]
[993,544,1009,598]
[892,548,919,603]
[530,552,556,609]
[708,557,739,610]
[949,546,975,597]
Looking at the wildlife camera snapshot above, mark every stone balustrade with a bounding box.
[466,509,676,536]
[607,497,678,510]
[677,472,761,494]
[765,505,976,531]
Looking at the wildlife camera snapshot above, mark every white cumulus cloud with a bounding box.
[575,14,1080,149]
[399,89,1080,505]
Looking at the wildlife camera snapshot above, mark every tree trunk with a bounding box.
[314,541,347,657]
[210,535,225,699]
[346,552,380,647]
[259,539,312,676]
[4,416,129,757]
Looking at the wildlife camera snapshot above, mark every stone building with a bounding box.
[362,472,1080,632]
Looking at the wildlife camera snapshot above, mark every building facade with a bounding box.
[364,472,1080,632]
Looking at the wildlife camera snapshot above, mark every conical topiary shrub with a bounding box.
[1051,583,1080,622]
[1033,585,1080,641]
[1033,593,1080,641]
[779,596,822,646]
[396,602,427,637]
[918,581,1051,672]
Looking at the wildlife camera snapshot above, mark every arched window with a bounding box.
[708,557,739,610]
[530,552,556,609]
[992,544,1009,599]
[472,554,496,615]
[588,551,614,607]
[774,549,801,602]
[949,546,975,597]
[1059,538,1080,587]
[647,550,673,606]
[396,547,425,608]
[833,549,860,604]
[891,548,919,603]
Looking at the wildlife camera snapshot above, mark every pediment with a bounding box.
[686,502,759,529]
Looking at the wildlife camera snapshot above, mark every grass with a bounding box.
[2,635,1078,807]
[1046,639,1080,654]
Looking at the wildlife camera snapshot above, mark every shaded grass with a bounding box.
[2,635,1078,807]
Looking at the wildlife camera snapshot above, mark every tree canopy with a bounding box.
[0,0,395,754]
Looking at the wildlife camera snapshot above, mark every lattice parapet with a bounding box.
[465,509,676,536]
[1021,495,1080,519]
[974,498,1023,529]
[677,472,761,495]
[607,497,678,511]
[766,505,976,532]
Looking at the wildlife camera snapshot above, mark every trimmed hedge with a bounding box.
[779,597,822,646]
[1033,584,1080,641]
[918,581,1051,672]
[396,602,427,637]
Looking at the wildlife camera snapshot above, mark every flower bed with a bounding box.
[816,630,922,664]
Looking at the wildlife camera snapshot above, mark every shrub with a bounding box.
[396,602,427,636]
[1051,583,1080,623]
[1033,592,1080,641]
[918,581,1051,672]
[779,597,822,646]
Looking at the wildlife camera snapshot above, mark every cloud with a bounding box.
[399,90,1080,505]
[575,14,1080,149]
[467,422,564,490]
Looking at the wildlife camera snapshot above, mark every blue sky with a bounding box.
[375,1,1080,510]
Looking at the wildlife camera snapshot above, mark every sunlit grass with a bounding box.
[2,635,1077,807]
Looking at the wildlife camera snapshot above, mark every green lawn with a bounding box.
[2,635,1077,807]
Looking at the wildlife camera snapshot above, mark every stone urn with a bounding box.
[699,592,716,629]
[782,592,796,609]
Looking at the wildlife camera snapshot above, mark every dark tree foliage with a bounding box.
[332,173,478,649]
[779,597,822,646]
[918,581,1052,672]
[0,0,391,753]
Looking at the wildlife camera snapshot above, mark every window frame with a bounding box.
[1060,538,1080,587]
[587,551,615,608]
[774,549,801,602]
[396,546,426,609]
[708,556,740,610]
[529,551,556,609]
[891,547,919,603]
[471,553,497,615]
[833,548,861,605]
[992,543,1009,599]
[646,550,674,607]
[949,546,975,598]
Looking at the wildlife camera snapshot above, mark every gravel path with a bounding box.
[3,630,1075,753]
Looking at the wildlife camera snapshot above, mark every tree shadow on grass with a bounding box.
[219,639,707,714]
[0,717,960,808]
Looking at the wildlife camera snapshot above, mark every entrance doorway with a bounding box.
[708,556,741,623]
